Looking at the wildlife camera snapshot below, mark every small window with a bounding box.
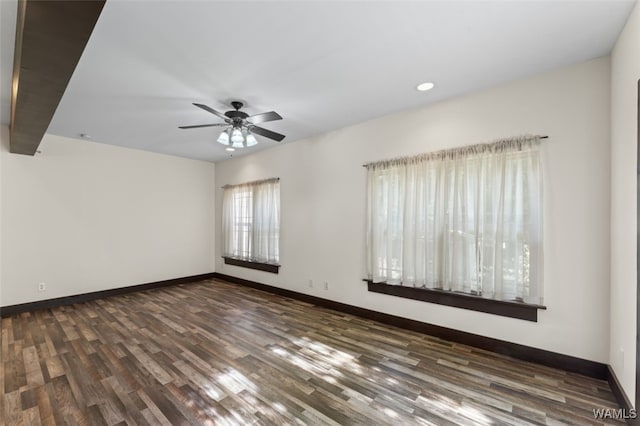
[222,178,280,271]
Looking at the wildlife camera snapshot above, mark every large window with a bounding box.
[222,178,280,268]
[366,136,543,305]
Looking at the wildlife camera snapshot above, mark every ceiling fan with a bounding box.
[179,101,285,150]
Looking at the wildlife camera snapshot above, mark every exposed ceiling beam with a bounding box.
[10,0,105,155]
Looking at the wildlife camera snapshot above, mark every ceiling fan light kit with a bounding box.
[216,130,230,145]
[231,128,244,145]
[179,101,285,150]
[245,133,258,147]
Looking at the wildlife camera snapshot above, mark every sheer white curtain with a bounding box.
[366,136,543,304]
[222,178,280,264]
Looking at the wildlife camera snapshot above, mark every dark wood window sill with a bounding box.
[223,257,280,274]
[363,279,546,322]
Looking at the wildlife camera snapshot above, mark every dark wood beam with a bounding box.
[10,0,105,155]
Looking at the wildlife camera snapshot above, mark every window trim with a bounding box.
[363,279,546,322]
[223,256,280,274]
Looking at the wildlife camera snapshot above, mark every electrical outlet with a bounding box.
[324,281,329,291]
[308,279,313,288]
[38,282,46,292]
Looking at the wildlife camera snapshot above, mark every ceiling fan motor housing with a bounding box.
[225,110,249,120]
[225,101,249,126]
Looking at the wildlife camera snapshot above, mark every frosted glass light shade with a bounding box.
[246,133,257,147]
[217,130,230,145]
[231,128,244,143]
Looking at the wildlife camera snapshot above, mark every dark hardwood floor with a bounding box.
[1,278,623,425]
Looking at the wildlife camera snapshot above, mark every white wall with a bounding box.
[0,130,216,307]
[610,1,640,405]
[216,57,611,363]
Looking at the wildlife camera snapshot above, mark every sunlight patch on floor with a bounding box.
[291,337,363,375]
[216,368,257,394]
[270,337,363,384]
[272,402,287,414]
[458,404,494,425]
[383,407,399,418]
[202,384,222,401]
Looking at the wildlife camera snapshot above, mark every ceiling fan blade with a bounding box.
[250,125,285,142]
[247,111,282,125]
[178,123,227,129]
[193,103,230,121]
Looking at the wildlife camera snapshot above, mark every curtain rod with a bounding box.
[362,135,548,168]
[221,177,280,189]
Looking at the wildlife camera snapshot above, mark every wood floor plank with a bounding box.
[4,390,23,425]
[0,278,626,425]
[22,405,42,426]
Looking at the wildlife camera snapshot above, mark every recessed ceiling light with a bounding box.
[416,82,435,92]
[226,147,235,152]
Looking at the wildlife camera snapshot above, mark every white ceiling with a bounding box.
[2,0,637,162]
